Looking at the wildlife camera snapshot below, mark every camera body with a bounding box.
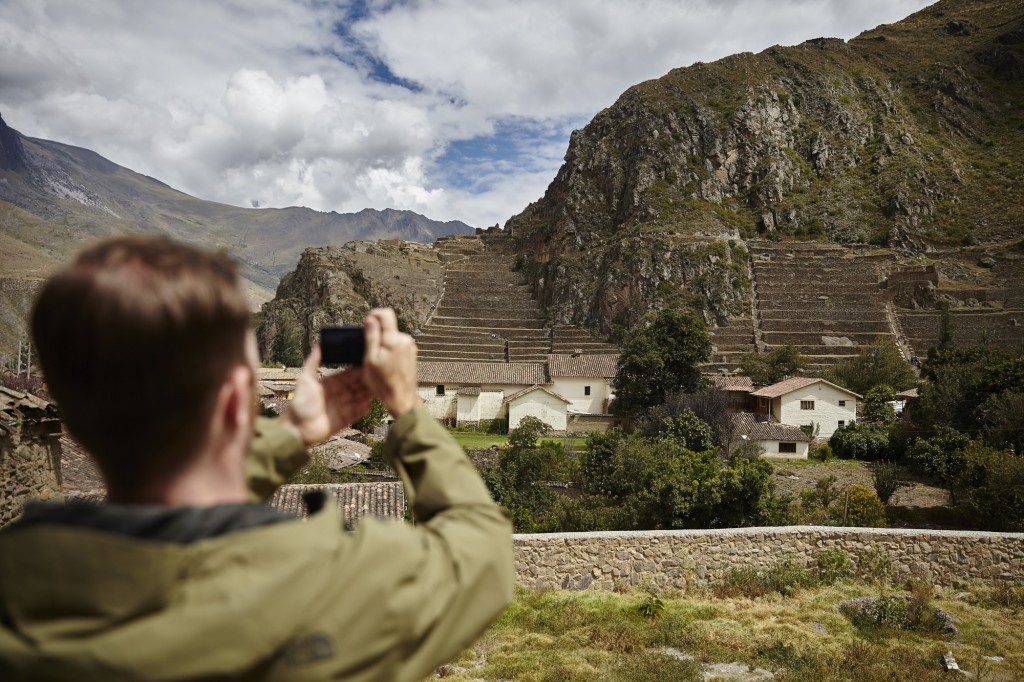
[320,326,365,366]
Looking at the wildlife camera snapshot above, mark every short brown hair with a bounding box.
[31,236,251,490]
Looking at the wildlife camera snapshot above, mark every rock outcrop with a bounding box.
[257,240,445,359]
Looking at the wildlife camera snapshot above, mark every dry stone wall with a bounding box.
[514,526,1024,591]
[0,390,63,526]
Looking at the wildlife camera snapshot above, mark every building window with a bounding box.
[838,420,845,428]
[800,400,815,410]
[584,385,591,396]
[779,442,797,453]
[838,400,846,407]
[436,385,445,396]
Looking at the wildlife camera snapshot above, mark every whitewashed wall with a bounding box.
[550,376,611,414]
[508,391,568,431]
[777,383,858,438]
[417,387,456,421]
[757,439,810,459]
[456,394,479,423]
[455,390,505,424]
[479,391,504,422]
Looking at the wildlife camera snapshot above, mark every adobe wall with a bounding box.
[514,526,1024,591]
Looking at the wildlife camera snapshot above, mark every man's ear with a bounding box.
[211,365,254,441]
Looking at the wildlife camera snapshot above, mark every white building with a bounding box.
[503,385,571,431]
[546,353,618,415]
[416,361,547,424]
[750,377,859,439]
[730,412,811,459]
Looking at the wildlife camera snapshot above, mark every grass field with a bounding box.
[433,580,1024,681]
[450,432,588,451]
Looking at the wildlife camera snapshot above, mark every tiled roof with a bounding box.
[732,413,810,442]
[268,483,405,525]
[256,368,301,381]
[456,386,482,395]
[751,377,861,399]
[417,361,546,386]
[503,384,570,405]
[712,375,754,392]
[547,354,619,378]
[0,387,57,436]
[59,434,107,497]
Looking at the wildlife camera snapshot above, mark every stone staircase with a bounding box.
[415,234,617,363]
[748,243,898,373]
[704,318,757,374]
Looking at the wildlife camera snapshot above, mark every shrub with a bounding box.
[829,422,891,460]
[839,485,888,527]
[858,545,892,585]
[810,442,834,462]
[635,594,665,620]
[958,442,1024,532]
[872,461,909,505]
[817,548,854,584]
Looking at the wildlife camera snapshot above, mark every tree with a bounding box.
[862,385,897,424]
[642,388,734,452]
[270,317,304,367]
[957,442,1024,532]
[482,417,570,532]
[829,422,891,460]
[825,336,918,396]
[613,309,712,416]
[353,398,387,433]
[906,426,973,501]
[740,345,806,385]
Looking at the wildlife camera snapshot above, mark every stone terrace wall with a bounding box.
[514,526,1024,591]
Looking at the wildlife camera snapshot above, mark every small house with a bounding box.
[503,385,571,432]
[730,412,811,459]
[750,377,859,439]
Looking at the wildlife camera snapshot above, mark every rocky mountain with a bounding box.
[506,0,1024,335]
[0,113,473,364]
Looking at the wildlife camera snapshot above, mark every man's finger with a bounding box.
[303,345,322,376]
[370,308,398,334]
[363,314,382,364]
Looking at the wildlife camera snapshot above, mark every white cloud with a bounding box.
[0,0,935,228]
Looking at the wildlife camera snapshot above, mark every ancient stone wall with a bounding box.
[0,389,63,526]
[514,526,1024,591]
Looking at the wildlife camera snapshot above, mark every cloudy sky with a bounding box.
[1,0,933,228]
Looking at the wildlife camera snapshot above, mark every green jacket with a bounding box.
[0,408,514,681]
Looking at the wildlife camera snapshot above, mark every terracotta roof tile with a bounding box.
[59,434,106,497]
[417,361,546,386]
[503,384,570,405]
[732,413,810,442]
[713,375,754,392]
[547,354,619,378]
[268,483,405,525]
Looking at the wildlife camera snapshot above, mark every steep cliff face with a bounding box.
[257,240,445,361]
[508,0,1024,333]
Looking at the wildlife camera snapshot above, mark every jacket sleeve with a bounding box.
[373,407,515,679]
[243,416,309,502]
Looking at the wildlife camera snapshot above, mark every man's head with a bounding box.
[32,236,254,494]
